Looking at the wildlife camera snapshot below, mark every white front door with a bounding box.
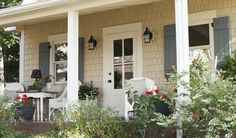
[103,23,142,116]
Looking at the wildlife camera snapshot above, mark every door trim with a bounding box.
[102,22,143,109]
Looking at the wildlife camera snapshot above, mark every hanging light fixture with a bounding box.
[88,35,97,50]
[143,27,153,43]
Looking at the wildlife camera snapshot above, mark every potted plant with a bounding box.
[79,81,99,103]
[31,80,44,91]
[127,85,177,117]
[126,84,177,137]
[13,95,35,121]
[44,75,54,88]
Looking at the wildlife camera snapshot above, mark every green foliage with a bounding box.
[0,97,14,122]
[179,58,236,137]
[79,81,99,100]
[0,0,22,82]
[0,0,22,9]
[126,57,236,137]
[220,49,236,81]
[0,28,20,82]
[0,97,30,138]
[48,105,127,138]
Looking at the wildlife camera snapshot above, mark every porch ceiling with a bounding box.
[0,0,161,27]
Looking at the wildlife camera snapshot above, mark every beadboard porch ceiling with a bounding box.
[0,0,161,27]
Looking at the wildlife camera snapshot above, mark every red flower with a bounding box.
[145,91,152,96]
[173,87,177,93]
[15,96,21,101]
[24,98,31,103]
[162,94,169,100]
[22,95,30,103]
[153,89,160,94]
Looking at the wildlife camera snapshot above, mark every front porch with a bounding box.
[0,0,236,136]
[0,0,233,118]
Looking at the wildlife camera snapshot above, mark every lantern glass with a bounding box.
[89,42,94,50]
[144,34,150,43]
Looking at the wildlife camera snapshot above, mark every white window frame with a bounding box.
[189,10,216,61]
[48,33,67,84]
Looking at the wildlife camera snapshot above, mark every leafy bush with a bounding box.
[126,57,236,137]
[220,49,236,81]
[178,57,236,137]
[0,97,30,138]
[48,105,127,138]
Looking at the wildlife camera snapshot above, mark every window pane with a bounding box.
[125,64,133,80]
[113,40,122,64]
[55,43,67,61]
[124,38,133,63]
[189,24,209,47]
[114,65,122,89]
[56,62,67,82]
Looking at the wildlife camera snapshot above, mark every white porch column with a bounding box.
[67,10,79,103]
[175,0,190,138]
[19,29,25,84]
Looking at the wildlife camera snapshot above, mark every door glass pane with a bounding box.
[113,40,122,64]
[124,38,133,63]
[125,64,133,80]
[55,43,68,61]
[189,24,209,47]
[114,65,122,89]
[55,62,67,82]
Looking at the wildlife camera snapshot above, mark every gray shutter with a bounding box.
[39,42,50,81]
[213,16,230,66]
[79,37,84,82]
[164,24,176,75]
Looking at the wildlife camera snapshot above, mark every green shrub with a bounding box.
[50,105,127,138]
[0,97,30,138]
[178,57,236,137]
[220,49,236,81]
[126,57,236,137]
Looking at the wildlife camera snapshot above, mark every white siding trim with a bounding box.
[19,29,25,83]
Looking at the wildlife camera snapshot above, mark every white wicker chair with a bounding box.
[4,83,24,102]
[124,77,155,120]
[3,83,24,109]
[48,81,82,120]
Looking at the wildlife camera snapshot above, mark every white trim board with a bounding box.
[189,10,216,24]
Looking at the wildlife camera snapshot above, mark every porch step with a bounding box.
[11,122,54,134]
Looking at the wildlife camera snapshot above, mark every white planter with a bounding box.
[79,98,97,106]
[47,82,53,89]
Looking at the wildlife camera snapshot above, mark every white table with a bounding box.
[18,92,57,121]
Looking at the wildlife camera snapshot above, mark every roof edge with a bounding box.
[0,0,69,18]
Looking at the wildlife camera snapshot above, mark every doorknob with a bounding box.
[107,80,112,83]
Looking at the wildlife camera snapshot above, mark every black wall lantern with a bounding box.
[143,27,153,43]
[88,35,97,50]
